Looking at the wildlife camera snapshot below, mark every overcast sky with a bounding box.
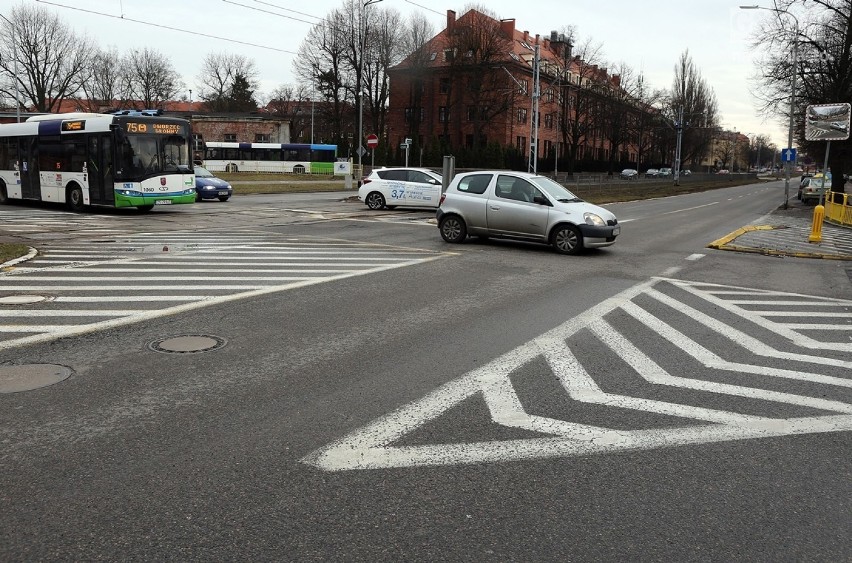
[23,0,794,147]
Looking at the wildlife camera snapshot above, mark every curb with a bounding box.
[0,247,38,270]
[708,225,852,261]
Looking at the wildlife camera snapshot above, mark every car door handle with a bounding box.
[490,205,500,210]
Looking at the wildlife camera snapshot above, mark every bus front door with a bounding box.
[19,138,40,200]
[87,135,114,205]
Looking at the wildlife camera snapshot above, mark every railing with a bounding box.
[824,191,852,228]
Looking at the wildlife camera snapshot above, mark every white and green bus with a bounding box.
[0,111,197,211]
[203,141,338,174]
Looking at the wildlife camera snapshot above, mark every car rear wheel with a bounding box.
[439,215,467,243]
[551,224,582,255]
[366,191,385,210]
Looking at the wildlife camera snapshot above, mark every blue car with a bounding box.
[194,166,232,202]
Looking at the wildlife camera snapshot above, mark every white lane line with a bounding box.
[53,296,207,302]
[754,312,852,317]
[660,202,719,216]
[685,254,705,261]
[781,324,852,330]
[0,310,147,317]
[0,284,289,291]
[8,267,393,273]
[2,275,357,281]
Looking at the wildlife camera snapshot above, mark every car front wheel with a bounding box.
[551,224,582,255]
[366,191,385,210]
[439,215,467,243]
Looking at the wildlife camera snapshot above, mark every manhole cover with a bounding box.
[0,364,73,393]
[0,294,52,305]
[148,334,227,354]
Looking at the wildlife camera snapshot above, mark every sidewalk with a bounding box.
[709,198,852,260]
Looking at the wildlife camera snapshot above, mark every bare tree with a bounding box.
[0,3,95,113]
[197,52,259,112]
[78,46,131,111]
[748,0,851,191]
[442,7,517,152]
[294,10,351,150]
[666,50,719,169]
[123,47,183,110]
[267,83,315,142]
[559,37,606,176]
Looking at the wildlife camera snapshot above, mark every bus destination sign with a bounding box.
[125,121,185,135]
[61,120,85,132]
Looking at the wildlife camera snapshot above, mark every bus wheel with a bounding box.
[67,185,85,212]
[0,181,7,204]
[136,205,154,213]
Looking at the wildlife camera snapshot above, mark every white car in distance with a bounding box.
[358,167,443,210]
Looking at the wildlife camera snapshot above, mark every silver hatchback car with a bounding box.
[436,171,620,255]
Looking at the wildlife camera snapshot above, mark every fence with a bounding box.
[825,192,852,228]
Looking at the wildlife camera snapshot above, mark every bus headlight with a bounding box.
[183,188,196,195]
[117,188,143,197]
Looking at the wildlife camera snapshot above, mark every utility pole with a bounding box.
[528,44,540,174]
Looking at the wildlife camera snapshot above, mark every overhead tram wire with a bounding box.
[221,0,319,26]
[403,0,445,17]
[33,0,298,55]
[246,0,322,22]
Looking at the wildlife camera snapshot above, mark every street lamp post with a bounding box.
[740,4,799,208]
[357,0,382,178]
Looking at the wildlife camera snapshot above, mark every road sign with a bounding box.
[781,148,797,163]
[805,103,851,141]
[333,160,351,175]
[366,134,378,149]
[356,146,367,158]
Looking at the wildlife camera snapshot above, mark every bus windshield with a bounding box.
[120,133,191,178]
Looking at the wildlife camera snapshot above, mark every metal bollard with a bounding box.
[808,204,825,243]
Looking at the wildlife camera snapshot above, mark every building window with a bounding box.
[254,133,270,142]
[439,78,450,94]
[544,140,552,156]
[404,107,424,123]
[224,134,237,142]
[517,108,527,124]
[465,134,474,148]
[443,48,455,62]
[439,106,449,123]
[544,113,554,129]
[519,79,528,95]
[516,136,526,151]
[544,88,554,103]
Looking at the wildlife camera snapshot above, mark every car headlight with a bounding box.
[202,185,215,190]
[584,212,606,226]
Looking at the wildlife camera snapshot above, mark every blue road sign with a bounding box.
[781,148,797,162]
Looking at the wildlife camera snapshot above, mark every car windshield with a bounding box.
[195,166,214,178]
[531,176,582,202]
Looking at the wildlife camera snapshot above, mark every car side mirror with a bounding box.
[533,195,551,206]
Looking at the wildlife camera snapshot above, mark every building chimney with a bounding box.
[523,30,529,42]
[500,18,515,38]
[535,33,540,44]
[611,74,621,88]
[550,30,558,42]
[447,10,456,32]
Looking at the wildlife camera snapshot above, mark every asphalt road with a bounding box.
[1,180,851,561]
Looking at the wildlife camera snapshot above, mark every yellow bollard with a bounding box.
[808,204,825,243]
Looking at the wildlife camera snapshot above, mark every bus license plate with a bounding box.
[154,200,172,205]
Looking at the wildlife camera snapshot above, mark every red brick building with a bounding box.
[386,9,643,171]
